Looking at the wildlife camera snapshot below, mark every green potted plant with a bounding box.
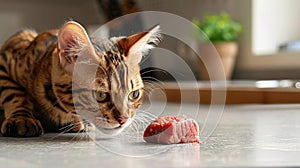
[193,12,242,80]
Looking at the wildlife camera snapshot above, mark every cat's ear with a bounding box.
[57,21,95,73]
[116,25,162,64]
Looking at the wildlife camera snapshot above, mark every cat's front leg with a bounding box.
[0,86,44,137]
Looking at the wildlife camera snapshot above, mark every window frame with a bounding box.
[233,0,300,79]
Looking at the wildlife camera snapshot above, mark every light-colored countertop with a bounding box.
[1,103,300,167]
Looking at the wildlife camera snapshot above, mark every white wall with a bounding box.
[252,0,300,55]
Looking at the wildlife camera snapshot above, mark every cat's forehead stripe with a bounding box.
[91,37,142,92]
[111,62,130,91]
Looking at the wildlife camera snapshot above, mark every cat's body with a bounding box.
[0,21,161,137]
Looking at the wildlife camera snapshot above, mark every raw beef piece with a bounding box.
[143,116,199,144]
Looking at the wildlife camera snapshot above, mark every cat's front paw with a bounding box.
[1,117,44,137]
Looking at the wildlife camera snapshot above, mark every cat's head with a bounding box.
[57,21,161,135]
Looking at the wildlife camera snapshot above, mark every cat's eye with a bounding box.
[93,91,109,102]
[128,90,141,102]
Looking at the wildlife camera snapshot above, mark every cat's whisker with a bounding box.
[143,84,158,94]
[69,132,81,142]
[129,121,139,132]
[59,126,77,135]
[136,117,146,123]
[135,118,151,127]
[143,74,164,80]
[48,132,65,140]
[58,124,74,132]
[137,110,158,120]
[144,80,165,90]
[143,81,167,99]
[131,117,151,132]
[140,68,167,76]
[135,115,149,122]
[135,115,154,124]
[143,83,155,89]
[67,121,92,142]
[59,121,83,133]
[143,85,153,90]
[139,112,157,119]
[143,87,159,96]
[49,119,94,141]
[48,124,79,141]
[70,130,86,142]
[143,89,152,96]
[143,78,164,84]
[144,82,159,91]
[142,76,165,85]
[138,115,155,123]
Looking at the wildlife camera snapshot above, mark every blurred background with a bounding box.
[2,1,300,167]
[1,0,300,81]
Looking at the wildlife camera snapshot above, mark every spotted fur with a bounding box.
[0,21,161,137]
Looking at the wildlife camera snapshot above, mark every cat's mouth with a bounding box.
[94,117,133,135]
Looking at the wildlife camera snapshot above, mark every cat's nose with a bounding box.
[117,117,128,125]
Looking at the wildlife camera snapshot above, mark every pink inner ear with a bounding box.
[58,31,78,51]
[118,32,148,56]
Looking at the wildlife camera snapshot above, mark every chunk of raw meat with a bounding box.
[143,116,199,144]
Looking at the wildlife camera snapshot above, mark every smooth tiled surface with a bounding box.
[1,103,300,167]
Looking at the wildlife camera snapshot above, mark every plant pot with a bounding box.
[198,42,238,80]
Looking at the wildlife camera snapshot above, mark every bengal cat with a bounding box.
[0,21,161,137]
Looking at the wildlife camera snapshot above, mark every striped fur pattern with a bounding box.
[0,21,161,137]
